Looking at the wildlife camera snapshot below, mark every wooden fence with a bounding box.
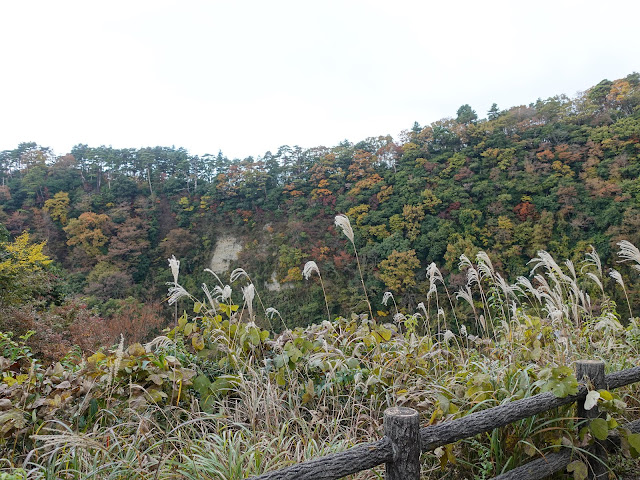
[246,360,640,480]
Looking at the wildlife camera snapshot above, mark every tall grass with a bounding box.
[2,239,640,479]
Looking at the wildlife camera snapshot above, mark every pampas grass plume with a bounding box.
[334,214,354,243]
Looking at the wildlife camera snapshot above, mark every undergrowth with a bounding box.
[1,217,640,479]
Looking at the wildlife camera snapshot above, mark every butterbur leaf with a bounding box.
[191,334,205,351]
[146,389,167,403]
[147,374,164,385]
[184,322,194,336]
[377,326,392,342]
[567,460,588,480]
[192,374,211,395]
[209,375,240,396]
[589,418,609,441]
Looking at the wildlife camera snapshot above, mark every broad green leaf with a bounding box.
[192,374,211,395]
[627,433,640,455]
[597,389,613,401]
[146,389,168,403]
[184,322,194,336]
[191,334,205,351]
[377,326,392,342]
[147,374,164,385]
[567,460,588,480]
[209,375,240,396]
[541,367,578,398]
[247,327,261,346]
[589,418,609,441]
[345,357,359,369]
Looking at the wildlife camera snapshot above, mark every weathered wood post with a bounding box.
[575,360,607,480]
[384,407,420,480]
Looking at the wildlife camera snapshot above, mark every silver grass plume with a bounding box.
[459,254,480,287]
[617,240,640,272]
[204,268,225,287]
[303,260,320,280]
[382,291,393,306]
[565,259,576,280]
[230,267,250,283]
[214,284,232,301]
[201,282,217,312]
[242,284,255,318]
[476,251,495,281]
[168,255,180,284]
[456,285,475,311]
[459,254,473,270]
[334,214,373,321]
[303,259,332,323]
[426,282,438,301]
[167,285,189,305]
[610,269,624,288]
[427,262,444,285]
[334,214,355,243]
[583,245,602,277]
[610,268,633,321]
[265,307,280,319]
[586,272,604,294]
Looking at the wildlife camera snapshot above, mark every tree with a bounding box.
[378,249,420,293]
[105,216,150,271]
[43,191,70,225]
[0,232,52,304]
[64,212,111,258]
[456,104,478,124]
[487,103,500,120]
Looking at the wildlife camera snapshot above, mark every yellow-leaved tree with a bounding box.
[43,191,70,225]
[378,249,420,293]
[0,232,52,305]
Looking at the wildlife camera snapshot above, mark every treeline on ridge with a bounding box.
[1,72,640,358]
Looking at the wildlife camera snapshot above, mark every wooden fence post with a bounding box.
[384,407,420,480]
[575,360,607,480]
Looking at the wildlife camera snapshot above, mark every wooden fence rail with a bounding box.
[246,362,640,480]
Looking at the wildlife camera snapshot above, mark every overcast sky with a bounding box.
[1,0,639,160]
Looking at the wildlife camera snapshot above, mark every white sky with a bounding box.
[1,0,639,160]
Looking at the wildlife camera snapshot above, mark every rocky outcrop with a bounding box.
[210,235,243,273]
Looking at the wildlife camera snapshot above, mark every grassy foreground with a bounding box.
[1,231,640,479]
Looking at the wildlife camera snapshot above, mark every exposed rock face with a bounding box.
[264,272,282,292]
[210,235,243,273]
[264,271,295,292]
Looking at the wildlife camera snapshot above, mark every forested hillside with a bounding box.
[2,73,640,357]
